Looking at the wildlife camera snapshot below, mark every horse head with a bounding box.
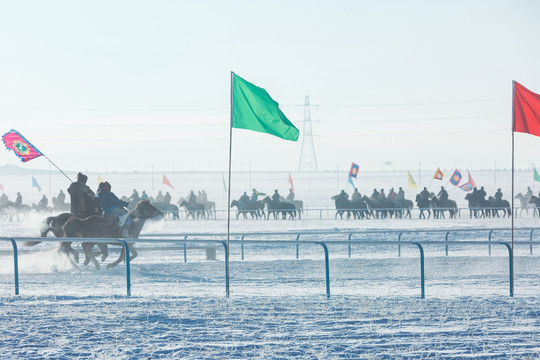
[529,196,539,205]
[130,200,163,220]
[231,200,239,208]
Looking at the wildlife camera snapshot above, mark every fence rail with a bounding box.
[1,232,537,299]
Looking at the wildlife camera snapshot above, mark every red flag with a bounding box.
[163,174,175,189]
[288,172,295,192]
[467,171,475,188]
[2,129,43,162]
[433,167,444,180]
[0,184,3,191]
[513,81,540,137]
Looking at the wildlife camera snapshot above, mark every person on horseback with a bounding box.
[56,190,66,207]
[199,190,208,203]
[239,192,250,207]
[286,189,295,202]
[352,188,362,202]
[129,189,140,204]
[420,187,430,200]
[380,189,386,199]
[0,192,8,208]
[478,186,487,200]
[68,172,96,218]
[187,190,197,204]
[438,186,448,202]
[526,186,533,199]
[156,191,164,203]
[38,195,48,210]
[494,188,503,201]
[163,191,171,204]
[271,189,281,202]
[397,187,405,201]
[337,190,349,201]
[95,181,132,237]
[15,192,22,207]
[388,188,397,201]
[141,190,149,200]
[371,188,380,201]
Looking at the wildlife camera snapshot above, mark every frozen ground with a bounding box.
[1,214,540,359]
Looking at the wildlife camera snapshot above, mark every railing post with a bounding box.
[119,240,131,297]
[320,209,323,220]
[295,234,300,259]
[412,242,425,299]
[445,231,450,256]
[8,238,19,296]
[398,232,403,257]
[488,230,494,256]
[348,233,353,258]
[317,242,330,298]
[221,241,230,298]
[241,235,246,260]
[183,243,187,263]
[530,229,535,255]
[500,242,513,297]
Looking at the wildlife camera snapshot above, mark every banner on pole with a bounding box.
[2,129,43,162]
[163,174,175,189]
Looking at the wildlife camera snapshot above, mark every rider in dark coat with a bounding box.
[438,186,448,202]
[68,172,96,218]
[271,190,281,202]
[477,186,487,200]
[239,192,250,207]
[95,181,132,237]
[396,187,405,201]
[420,187,430,200]
[371,189,380,201]
[494,188,503,201]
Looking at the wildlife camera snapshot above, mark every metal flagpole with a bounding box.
[511,80,515,297]
[42,154,72,183]
[226,71,235,298]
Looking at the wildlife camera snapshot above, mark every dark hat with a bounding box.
[77,172,88,184]
[103,181,111,192]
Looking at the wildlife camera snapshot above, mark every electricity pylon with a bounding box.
[298,95,319,171]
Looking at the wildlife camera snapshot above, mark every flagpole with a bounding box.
[510,81,515,297]
[225,71,235,298]
[42,154,72,183]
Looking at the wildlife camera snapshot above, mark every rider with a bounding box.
[156,191,164,203]
[396,187,405,201]
[271,189,281,202]
[141,190,149,200]
[438,186,448,202]
[251,188,260,203]
[187,190,197,204]
[129,189,140,204]
[387,188,397,201]
[163,191,171,204]
[420,187,430,200]
[95,181,132,237]
[15,192,22,207]
[337,190,349,202]
[494,188,503,201]
[199,190,208,203]
[0,192,8,208]
[379,189,386,199]
[477,186,487,200]
[371,188,380,201]
[68,172,96,218]
[239,192,250,207]
[286,189,295,203]
[526,186,533,199]
[351,188,362,202]
[38,195,48,210]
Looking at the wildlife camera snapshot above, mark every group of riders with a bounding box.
[233,188,299,219]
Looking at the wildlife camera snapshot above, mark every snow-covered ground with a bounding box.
[1,213,540,359]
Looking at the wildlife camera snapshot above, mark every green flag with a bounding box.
[534,168,540,182]
[231,73,299,141]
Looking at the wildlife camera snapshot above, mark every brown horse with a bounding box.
[63,200,163,269]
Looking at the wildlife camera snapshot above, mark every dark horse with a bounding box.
[262,196,296,219]
[230,200,261,219]
[415,194,431,219]
[34,200,162,269]
[179,199,206,220]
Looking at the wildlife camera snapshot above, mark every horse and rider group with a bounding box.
[333,185,514,220]
[231,188,303,219]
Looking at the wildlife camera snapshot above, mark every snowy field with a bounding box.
[1,170,540,359]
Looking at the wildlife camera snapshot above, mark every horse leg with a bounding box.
[82,243,100,269]
[128,243,138,261]
[97,243,109,262]
[107,246,125,269]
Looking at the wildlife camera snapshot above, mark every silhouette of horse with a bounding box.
[197,200,216,219]
[262,196,296,220]
[430,197,458,219]
[486,197,512,218]
[465,193,489,219]
[62,200,163,269]
[178,199,206,220]
[151,202,180,220]
[515,193,534,217]
[231,200,260,219]
[415,194,431,219]
[529,196,540,217]
[331,195,355,219]
[397,198,414,219]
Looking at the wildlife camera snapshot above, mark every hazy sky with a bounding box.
[1,0,540,174]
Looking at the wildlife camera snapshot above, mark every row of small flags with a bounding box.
[408,168,475,191]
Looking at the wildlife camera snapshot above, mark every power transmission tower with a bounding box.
[298,95,319,171]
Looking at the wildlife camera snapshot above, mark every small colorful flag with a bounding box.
[449,169,462,186]
[467,170,475,188]
[288,172,295,192]
[163,174,175,189]
[534,168,540,182]
[459,182,473,192]
[349,162,359,179]
[433,167,444,180]
[32,176,41,192]
[2,129,43,162]
[98,175,104,184]
[408,171,418,190]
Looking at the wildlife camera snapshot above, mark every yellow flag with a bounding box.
[98,175,104,183]
[408,171,418,189]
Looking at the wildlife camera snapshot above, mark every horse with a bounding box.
[515,193,534,217]
[529,196,540,217]
[262,196,296,220]
[465,193,489,219]
[430,197,458,219]
[151,202,180,220]
[1,202,31,222]
[230,200,261,219]
[332,195,355,220]
[197,200,216,219]
[486,197,512,218]
[397,198,414,219]
[415,194,431,219]
[62,200,163,269]
[178,199,206,220]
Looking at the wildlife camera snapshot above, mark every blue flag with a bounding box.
[449,169,462,186]
[349,162,359,179]
[32,176,41,192]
